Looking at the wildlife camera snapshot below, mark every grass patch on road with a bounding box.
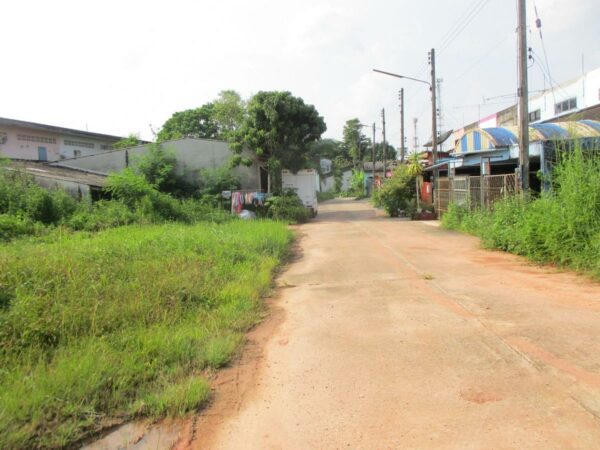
[0,221,292,449]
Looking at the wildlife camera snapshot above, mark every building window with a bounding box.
[74,149,82,158]
[17,134,56,144]
[528,109,541,122]
[555,97,577,114]
[0,131,7,144]
[64,139,95,149]
[100,144,113,150]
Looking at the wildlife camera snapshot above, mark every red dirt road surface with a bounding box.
[89,198,600,449]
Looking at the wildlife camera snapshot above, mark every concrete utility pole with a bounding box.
[429,49,438,168]
[517,0,530,191]
[372,122,376,182]
[381,108,387,178]
[399,88,405,163]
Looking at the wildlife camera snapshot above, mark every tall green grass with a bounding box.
[0,221,292,448]
[442,147,600,278]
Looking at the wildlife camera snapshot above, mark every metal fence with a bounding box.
[436,174,519,215]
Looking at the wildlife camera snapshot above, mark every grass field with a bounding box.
[0,220,292,448]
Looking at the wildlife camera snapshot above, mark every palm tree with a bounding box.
[406,152,423,211]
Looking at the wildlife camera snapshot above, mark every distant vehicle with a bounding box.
[282,169,319,217]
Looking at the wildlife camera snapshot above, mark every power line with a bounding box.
[439,0,494,54]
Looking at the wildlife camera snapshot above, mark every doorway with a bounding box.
[38,147,48,161]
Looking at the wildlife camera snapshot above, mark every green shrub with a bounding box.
[0,215,40,240]
[317,191,335,202]
[378,166,415,217]
[266,191,310,223]
[68,200,138,231]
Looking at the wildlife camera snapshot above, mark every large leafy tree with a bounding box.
[157,103,219,142]
[230,91,326,192]
[342,119,370,166]
[368,142,397,162]
[213,90,246,139]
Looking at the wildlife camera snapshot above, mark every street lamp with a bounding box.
[373,51,439,209]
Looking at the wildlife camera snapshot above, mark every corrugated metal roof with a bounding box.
[454,120,600,154]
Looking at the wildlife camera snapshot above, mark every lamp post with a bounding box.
[373,52,439,208]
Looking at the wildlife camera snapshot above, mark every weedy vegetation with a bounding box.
[0,221,292,448]
[442,146,600,279]
[0,152,295,448]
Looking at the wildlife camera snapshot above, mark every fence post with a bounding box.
[480,175,485,209]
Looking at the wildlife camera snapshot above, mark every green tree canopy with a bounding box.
[157,103,219,142]
[342,119,370,165]
[113,133,141,150]
[367,142,397,162]
[230,91,326,191]
[212,90,246,139]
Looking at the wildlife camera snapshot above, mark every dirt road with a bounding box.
[90,198,600,449]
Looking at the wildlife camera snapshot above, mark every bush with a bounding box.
[0,169,77,225]
[266,191,310,223]
[377,166,415,217]
[0,215,40,240]
[317,191,336,202]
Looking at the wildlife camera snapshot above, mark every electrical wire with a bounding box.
[439,0,494,55]
[532,0,555,104]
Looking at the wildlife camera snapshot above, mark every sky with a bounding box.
[2,0,599,151]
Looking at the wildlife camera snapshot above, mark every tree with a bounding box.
[342,119,369,166]
[407,152,424,210]
[368,142,397,162]
[230,91,326,192]
[157,103,219,142]
[213,90,246,139]
[113,133,141,149]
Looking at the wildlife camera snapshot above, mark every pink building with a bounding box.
[0,117,123,162]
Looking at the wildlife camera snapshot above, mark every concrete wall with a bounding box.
[55,138,261,190]
[320,175,335,192]
[341,170,352,192]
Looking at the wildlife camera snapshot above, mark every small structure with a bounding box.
[5,160,107,200]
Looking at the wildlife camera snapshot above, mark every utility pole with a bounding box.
[429,49,438,166]
[517,0,530,191]
[372,122,376,183]
[399,88,405,163]
[429,48,438,208]
[381,108,387,178]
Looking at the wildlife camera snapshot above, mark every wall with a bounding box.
[320,175,335,192]
[55,138,261,190]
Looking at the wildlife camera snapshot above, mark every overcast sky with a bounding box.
[2,0,599,151]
